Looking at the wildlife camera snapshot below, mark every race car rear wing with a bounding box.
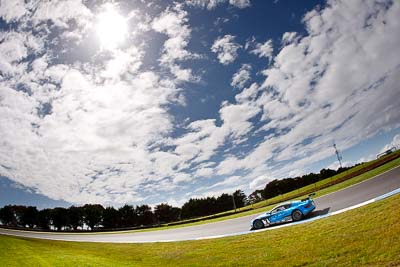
[301,193,316,202]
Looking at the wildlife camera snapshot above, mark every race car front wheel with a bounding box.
[292,210,303,221]
[253,219,264,229]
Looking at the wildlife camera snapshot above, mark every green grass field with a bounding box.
[1,192,399,266]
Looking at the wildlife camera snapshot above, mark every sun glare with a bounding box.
[96,4,128,50]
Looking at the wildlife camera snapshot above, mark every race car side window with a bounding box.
[271,205,285,213]
[271,206,279,213]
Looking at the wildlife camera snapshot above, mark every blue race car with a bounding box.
[251,194,316,230]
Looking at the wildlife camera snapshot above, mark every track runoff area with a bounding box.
[1,166,400,243]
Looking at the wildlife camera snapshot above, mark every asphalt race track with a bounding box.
[1,166,400,243]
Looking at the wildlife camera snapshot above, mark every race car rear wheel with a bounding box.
[292,210,303,221]
[253,219,264,229]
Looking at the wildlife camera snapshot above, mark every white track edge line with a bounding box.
[313,165,400,200]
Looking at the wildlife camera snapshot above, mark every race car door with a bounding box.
[269,204,292,223]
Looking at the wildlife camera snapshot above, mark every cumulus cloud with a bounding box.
[229,0,251,8]
[231,64,252,89]
[249,39,273,62]
[0,62,181,204]
[326,160,354,171]
[281,32,299,45]
[219,101,261,139]
[0,1,194,205]
[32,0,92,28]
[212,0,400,191]
[249,175,271,190]
[187,0,251,10]
[211,35,241,65]
[379,134,400,154]
[152,4,198,82]
[209,175,242,188]
[0,0,29,22]
[100,47,143,79]
[173,119,228,165]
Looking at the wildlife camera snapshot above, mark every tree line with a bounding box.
[0,165,355,231]
[0,204,156,231]
[247,166,352,204]
[181,190,246,219]
[0,190,246,231]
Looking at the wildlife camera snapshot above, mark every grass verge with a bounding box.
[1,192,400,266]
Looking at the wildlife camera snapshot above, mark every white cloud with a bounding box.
[194,167,214,178]
[249,39,273,61]
[209,175,243,188]
[229,0,251,8]
[235,83,259,103]
[231,64,252,89]
[187,0,251,10]
[174,119,229,164]
[192,185,243,198]
[249,175,271,190]
[0,32,28,75]
[379,134,400,154]
[326,160,354,171]
[0,62,184,204]
[152,4,198,82]
[173,100,261,177]
[356,154,376,164]
[0,1,195,205]
[0,0,29,22]
[0,1,204,206]
[152,5,191,61]
[211,35,241,65]
[219,101,261,139]
[128,0,399,202]
[100,47,143,79]
[281,32,299,45]
[32,0,93,29]
[211,0,400,191]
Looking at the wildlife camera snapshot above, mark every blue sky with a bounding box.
[0,0,399,208]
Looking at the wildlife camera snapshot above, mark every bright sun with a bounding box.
[96,4,128,50]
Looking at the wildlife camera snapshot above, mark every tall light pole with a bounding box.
[232,193,237,213]
[333,143,343,169]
